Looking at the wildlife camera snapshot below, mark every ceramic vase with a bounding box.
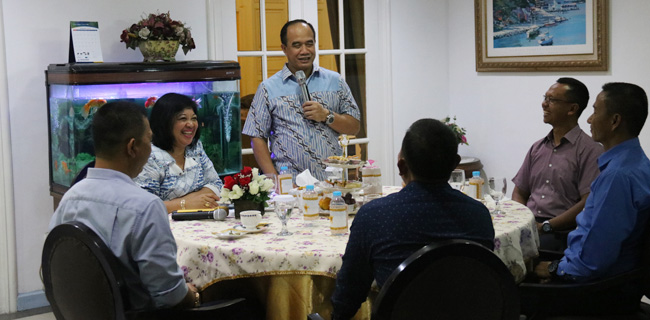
[138,40,180,62]
[233,200,265,219]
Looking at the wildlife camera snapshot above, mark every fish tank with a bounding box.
[46,61,241,205]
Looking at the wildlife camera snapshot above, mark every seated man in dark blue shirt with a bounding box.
[331,118,495,320]
[524,82,650,317]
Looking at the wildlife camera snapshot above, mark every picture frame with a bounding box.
[475,0,608,72]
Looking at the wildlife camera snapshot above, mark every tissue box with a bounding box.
[361,167,382,195]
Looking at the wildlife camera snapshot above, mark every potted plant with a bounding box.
[220,167,275,219]
[120,11,196,62]
[442,116,469,145]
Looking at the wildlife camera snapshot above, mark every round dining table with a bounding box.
[170,189,539,320]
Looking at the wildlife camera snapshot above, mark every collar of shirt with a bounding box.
[544,124,583,146]
[597,137,642,171]
[86,167,138,187]
[280,63,321,82]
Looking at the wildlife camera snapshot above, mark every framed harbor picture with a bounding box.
[475,0,608,72]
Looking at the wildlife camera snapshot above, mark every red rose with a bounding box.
[224,176,236,189]
[241,166,252,176]
[239,176,252,187]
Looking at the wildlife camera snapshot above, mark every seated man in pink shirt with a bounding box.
[513,78,603,251]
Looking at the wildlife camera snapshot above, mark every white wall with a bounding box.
[447,0,650,190]
[389,0,449,182]
[2,0,208,296]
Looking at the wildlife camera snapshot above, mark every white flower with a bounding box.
[229,185,244,200]
[219,187,231,202]
[260,178,275,192]
[249,180,260,195]
[175,26,184,37]
[138,27,151,39]
[252,168,260,180]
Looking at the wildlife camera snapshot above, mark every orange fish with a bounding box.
[145,96,157,108]
[82,99,107,119]
[61,161,71,174]
[54,160,58,170]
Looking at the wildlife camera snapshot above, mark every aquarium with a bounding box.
[46,61,241,200]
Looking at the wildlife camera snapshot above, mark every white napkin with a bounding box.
[295,169,319,187]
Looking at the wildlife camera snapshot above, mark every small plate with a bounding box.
[234,224,269,234]
[214,229,246,240]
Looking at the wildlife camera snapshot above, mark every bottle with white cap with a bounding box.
[468,171,484,200]
[302,185,319,222]
[277,166,293,195]
[329,191,348,235]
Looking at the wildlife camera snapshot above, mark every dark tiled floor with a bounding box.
[0,307,52,320]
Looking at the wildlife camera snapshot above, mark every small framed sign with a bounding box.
[69,21,103,63]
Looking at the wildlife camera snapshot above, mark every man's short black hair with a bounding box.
[149,93,201,151]
[557,77,590,117]
[401,118,459,182]
[601,82,648,137]
[92,101,147,159]
[280,19,315,46]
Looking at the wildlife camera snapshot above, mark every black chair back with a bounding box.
[372,239,520,320]
[42,221,129,320]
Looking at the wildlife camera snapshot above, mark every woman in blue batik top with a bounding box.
[135,93,223,213]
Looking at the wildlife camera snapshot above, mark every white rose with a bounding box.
[260,178,275,192]
[220,188,231,202]
[138,27,150,39]
[252,168,260,180]
[230,185,244,200]
[249,181,260,195]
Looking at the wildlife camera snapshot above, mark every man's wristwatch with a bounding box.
[547,260,560,278]
[325,110,335,124]
[542,220,553,233]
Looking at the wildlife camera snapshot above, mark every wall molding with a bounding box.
[0,0,18,314]
[16,291,47,312]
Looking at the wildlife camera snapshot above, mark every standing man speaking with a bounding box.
[243,19,361,181]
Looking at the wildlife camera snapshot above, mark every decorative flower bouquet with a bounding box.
[220,167,275,206]
[442,116,469,145]
[120,11,196,54]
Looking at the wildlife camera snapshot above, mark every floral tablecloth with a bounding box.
[489,199,540,282]
[171,198,539,289]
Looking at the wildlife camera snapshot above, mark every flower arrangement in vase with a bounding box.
[120,11,196,62]
[442,116,469,145]
[220,167,275,218]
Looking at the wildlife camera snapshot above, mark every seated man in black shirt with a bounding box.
[331,118,495,319]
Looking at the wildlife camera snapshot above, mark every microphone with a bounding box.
[171,209,228,221]
[295,70,311,103]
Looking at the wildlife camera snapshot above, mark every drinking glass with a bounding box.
[488,177,507,214]
[274,195,295,236]
[449,169,466,191]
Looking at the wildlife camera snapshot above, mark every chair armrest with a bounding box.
[132,298,249,320]
[537,249,564,261]
[519,267,645,295]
